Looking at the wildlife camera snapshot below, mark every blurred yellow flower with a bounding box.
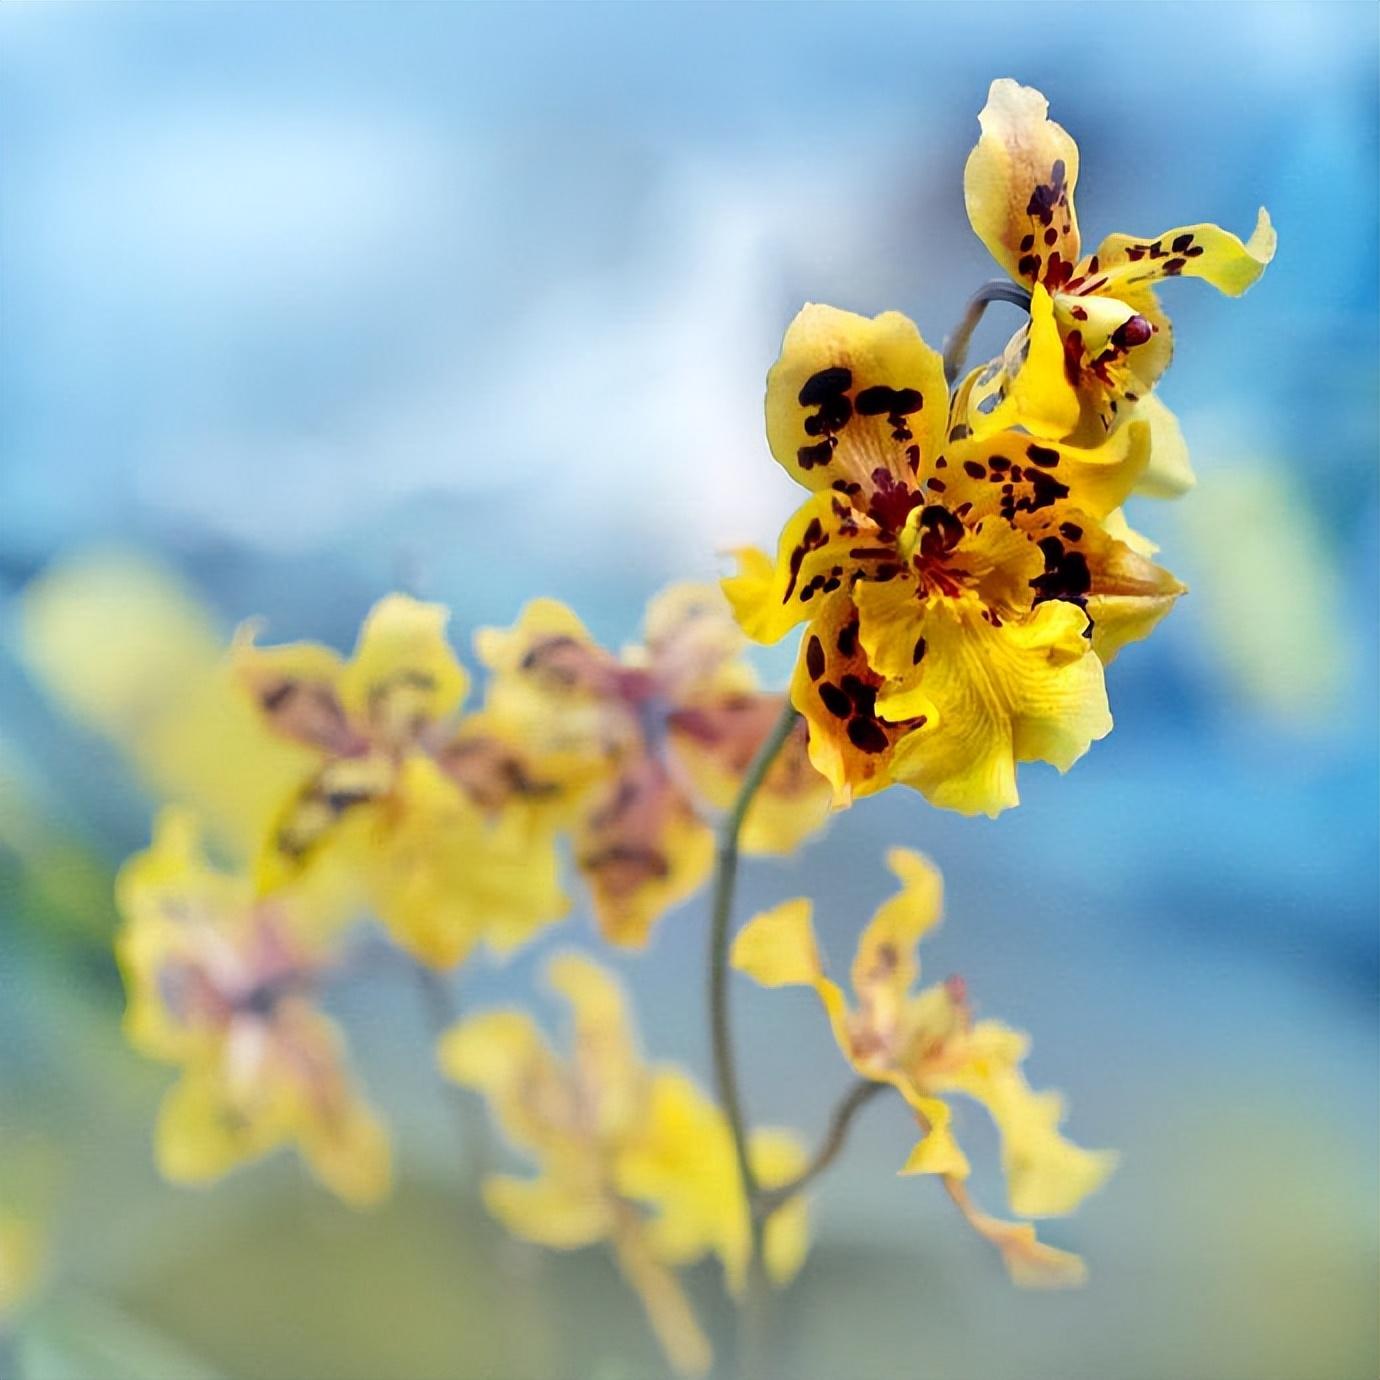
[961,77,1275,467]
[476,583,830,946]
[1179,462,1350,726]
[0,1212,45,1324]
[17,551,316,860]
[236,594,569,967]
[439,952,809,1375]
[731,848,1114,1286]
[724,303,1183,814]
[115,809,391,1207]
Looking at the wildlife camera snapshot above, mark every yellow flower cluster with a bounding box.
[440,953,808,1373]
[233,581,830,959]
[109,583,826,1371]
[116,810,391,1206]
[726,77,1272,815]
[733,848,1114,1285]
[84,74,1274,1376]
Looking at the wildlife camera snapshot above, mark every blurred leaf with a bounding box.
[1176,462,1350,726]
[0,745,115,949]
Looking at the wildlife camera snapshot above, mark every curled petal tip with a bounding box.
[1249,206,1277,266]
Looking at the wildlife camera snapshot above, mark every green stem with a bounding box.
[941,279,1032,385]
[708,700,801,1244]
[754,1078,884,1222]
[414,963,491,1191]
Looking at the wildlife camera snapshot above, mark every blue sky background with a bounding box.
[1,4,1376,1378]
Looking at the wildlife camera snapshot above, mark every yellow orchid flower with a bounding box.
[438,952,810,1377]
[235,594,570,967]
[731,848,1115,1287]
[724,302,1184,814]
[476,583,831,946]
[115,809,391,1207]
[17,551,321,861]
[962,77,1275,459]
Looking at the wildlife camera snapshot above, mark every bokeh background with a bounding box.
[2,3,1376,1378]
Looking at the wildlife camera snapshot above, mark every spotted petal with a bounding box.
[766,303,948,498]
[575,755,715,948]
[1023,509,1186,663]
[941,419,1151,525]
[233,624,362,756]
[790,593,934,805]
[476,598,628,761]
[1090,208,1275,296]
[723,491,880,646]
[339,595,469,747]
[964,78,1081,290]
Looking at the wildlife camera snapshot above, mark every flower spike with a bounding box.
[476,583,830,945]
[116,809,391,1206]
[726,303,1183,814]
[732,849,1116,1286]
[439,952,810,1375]
[962,77,1275,455]
[235,593,570,967]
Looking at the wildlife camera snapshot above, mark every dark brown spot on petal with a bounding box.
[797,439,836,469]
[819,682,851,719]
[855,386,922,417]
[799,366,852,405]
[847,716,889,754]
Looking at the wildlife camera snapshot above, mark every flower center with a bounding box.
[897,504,971,599]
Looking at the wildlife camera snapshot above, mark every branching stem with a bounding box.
[754,1078,885,1223]
[413,962,491,1189]
[707,698,801,1253]
[941,278,1033,385]
[707,276,1035,1374]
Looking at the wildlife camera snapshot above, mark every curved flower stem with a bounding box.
[754,1078,885,1223]
[941,279,1033,385]
[708,699,801,1253]
[413,962,491,1191]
